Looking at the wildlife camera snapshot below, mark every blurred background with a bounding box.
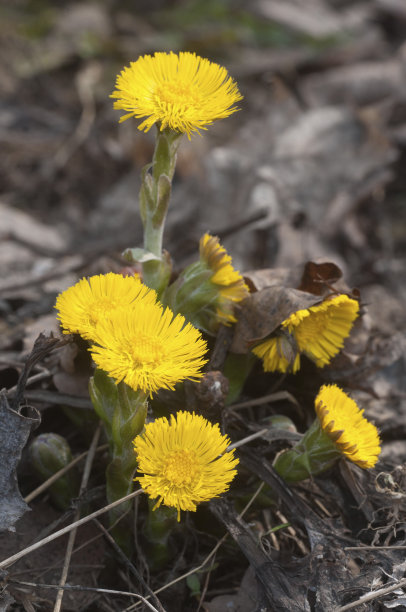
[1,4,406,609]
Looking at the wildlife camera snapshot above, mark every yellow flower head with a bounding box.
[315,384,381,468]
[55,272,155,341]
[200,233,249,324]
[253,294,359,373]
[90,303,208,396]
[111,51,242,138]
[134,411,239,519]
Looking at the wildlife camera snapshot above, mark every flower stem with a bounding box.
[141,128,182,294]
[89,370,148,550]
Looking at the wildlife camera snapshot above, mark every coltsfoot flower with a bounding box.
[90,302,208,396]
[55,272,156,341]
[111,51,242,138]
[200,233,249,324]
[253,294,359,373]
[162,233,249,333]
[315,384,381,469]
[133,411,239,519]
[273,384,381,481]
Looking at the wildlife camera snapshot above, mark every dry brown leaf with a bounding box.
[298,261,343,295]
[0,392,40,532]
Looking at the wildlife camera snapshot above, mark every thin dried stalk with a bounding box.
[53,423,102,612]
[0,489,144,570]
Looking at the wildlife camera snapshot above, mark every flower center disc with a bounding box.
[127,333,167,369]
[164,449,200,486]
[89,298,120,326]
[155,81,202,109]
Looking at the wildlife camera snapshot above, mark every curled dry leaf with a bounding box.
[231,286,320,353]
[244,261,344,296]
[0,392,40,532]
[298,261,343,295]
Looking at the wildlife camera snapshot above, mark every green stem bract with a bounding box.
[152,128,182,184]
[89,370,148,538]
[162,260,226,333]
[139,164,154,224]
[163,261,216,314]
[141,128,182,294]
[89,368,117,432]
[273,419,341,482]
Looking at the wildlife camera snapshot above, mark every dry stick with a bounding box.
[335,576,406,612]
[229,390,299,411]
[12,564,105,576]
[0,489,144,570]
[53,423,102,612]
[24,444,109,504]
[227,428,269,451]
[125,542,227,611]
[8,580,160,612]
[345,545,406,551]
[94,519,166,612]
[124,482,265,612]
[7,370,52,394]
[196,551,217,612]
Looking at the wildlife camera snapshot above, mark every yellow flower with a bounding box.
[315,384,381,468]
[111,51,242,138]
[90,303,208,396]
[133,411,239,519]
[55,272,155,341]
[252,332,301,373]
[200,233,249,324]
[253,294,359,373]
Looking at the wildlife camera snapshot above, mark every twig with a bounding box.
[94,519,166,612]
[229,390,299,411]
[197,551,217,612]
[227,428,269,450]
[11,564,105,576]
[12,334,64,411]
[53,423,102,612]
[7,389,93,409]
[0,489,144,570]
[345,545,406,550]
[227,427,300,451]
[335,576,406,611]
[24,443,109,504]
[7,370,52,394]
[8,580,160,612]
